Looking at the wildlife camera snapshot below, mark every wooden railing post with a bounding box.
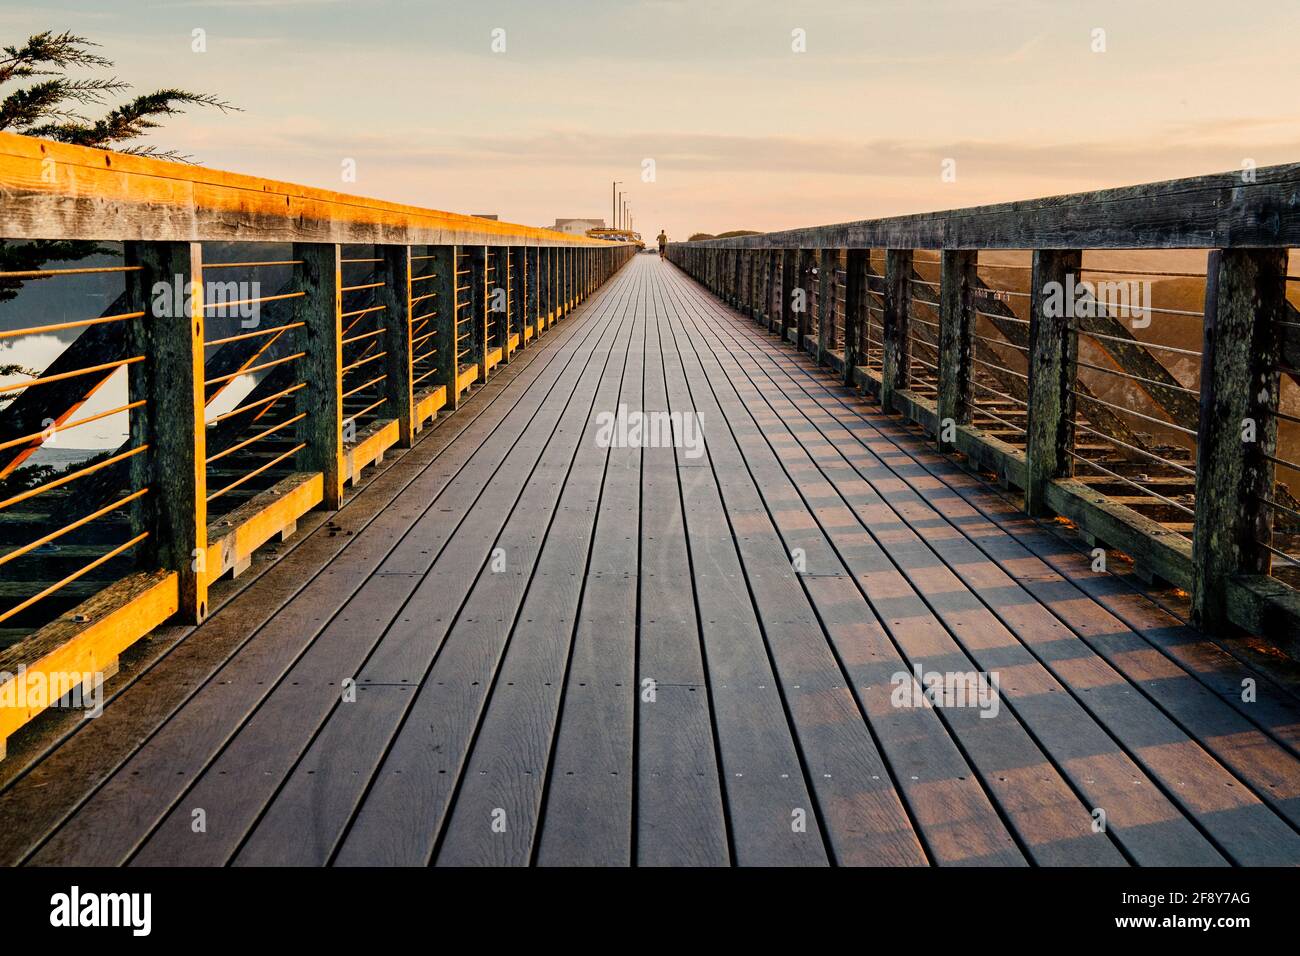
[751,250,764,321]
[842,248,865,386]
[1024,249,1081,516]
[937,249,978,452]
[292,242,344,508]
[764,250,779,329]
[779,249,796,341]
[566,247,575,311]
[531,246,540,326]
[532,247,545,333]
[124,240,209,623]
[534,247,545,332]
[731,249,743,307]
[488,246,509,365]
[552,247,562,318]
[423,244,460,412]
[543,247,555,329]
[881,249,913,412]
[552,247,561,318]
[1191,248,1288,632]
[561,247,571,314]
[465,245,488,381]
[378,244,416,447]
[741,250,753,315]
[816,248,835,365]
[797,248,816,351]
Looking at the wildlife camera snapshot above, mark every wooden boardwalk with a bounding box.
[4,255,1300,867]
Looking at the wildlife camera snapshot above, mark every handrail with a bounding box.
[0,132,626,248]
[678,162,1300,250]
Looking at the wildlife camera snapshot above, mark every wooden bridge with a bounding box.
[1,132,1300,866]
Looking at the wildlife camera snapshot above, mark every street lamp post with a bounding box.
[611,181,622,232]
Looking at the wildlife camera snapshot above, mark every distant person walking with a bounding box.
[657,229,668,259]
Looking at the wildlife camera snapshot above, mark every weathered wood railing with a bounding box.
[669,163,1300,652]
[0,131,633,754]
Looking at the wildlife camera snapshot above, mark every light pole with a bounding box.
[611,180,621,232]
[617,191,626,230]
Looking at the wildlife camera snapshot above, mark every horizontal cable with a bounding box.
[0,400,146,453]
[1073,421,1196,476]
[1073,326,1201,357]
[205,412,306,465]
[0,265,139,279]
[342,351,387,374]
[209,383,306,423]
[204,290,304,311]
[971,355,1028,380]
[0,532,149,626]
[0,310,144,340]
[203,259,301,270]
[342,373,386,401]
[0,445,149,512]
[1070,389,1197,436]
[341,304,385,320]
[1067,453,1196,516]
[206,351,305,386]
[0,488,148,570]
[0,356,144,394]
[1073,357,1198,396]
[206,321,302,347]
[343,396,388,427]
[342,327,386,347]
[206,443,305,503]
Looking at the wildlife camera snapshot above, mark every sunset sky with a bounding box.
[4,0,1299,239]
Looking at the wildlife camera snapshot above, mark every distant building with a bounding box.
[472,214,499,220]
[550,217,605,236]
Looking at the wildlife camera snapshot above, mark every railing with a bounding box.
[669,162,1300,652]
[0,131,633,755]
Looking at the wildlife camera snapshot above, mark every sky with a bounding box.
[3,0,1299,241]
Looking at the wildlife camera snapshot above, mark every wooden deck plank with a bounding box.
[720,327,1300,861]
[678,287,1222,865]
[26,294,624,866]
[679,271,1300,865]
[324,284,637,867]
[652,281,833,866]
[535,274,648,866]
[428,272,640,866]
[132,290,634,866]
[657,271,1025,865]
[0,316,586,865]
[656,280,926,865]
[632,289,730,865]
[672,271,1170,864]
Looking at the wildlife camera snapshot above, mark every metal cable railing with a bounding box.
[201,247,308,516]
[0,255,149,644]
